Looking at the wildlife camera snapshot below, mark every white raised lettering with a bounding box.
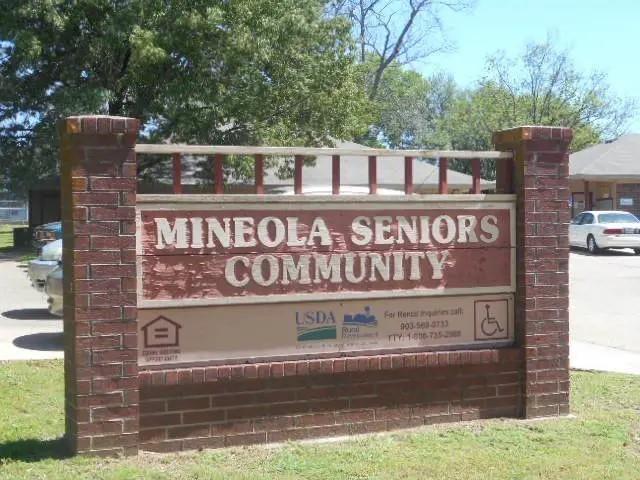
[431,215,456,244]
[351,216,372,246]
[457,215,478,243]
[206,217,231,248]
[234,217,257,247]
[257,217,286,248]
[225,256,250,287]
[154,218,188,249]
[480,215,500,243]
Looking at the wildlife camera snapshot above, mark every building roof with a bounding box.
[570,134,640,180]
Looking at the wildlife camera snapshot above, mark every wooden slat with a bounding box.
[368,155,377,194]
[404,156,414,195]
[254,154,264,194]
[332,155,340,195]
[172,153,182,194]
[496,158,514,194]
[214,154,224,194]
[294,155,303,195]
[471,158,481,194]
[438,158,448,194]
[136,144,513,159]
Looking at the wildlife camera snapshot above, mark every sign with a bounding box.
[620,197,634,206]
[138,293,514,366]
[136,197,515,307]
[136,196,515,365]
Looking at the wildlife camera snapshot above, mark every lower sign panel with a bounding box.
[138,293,515,366]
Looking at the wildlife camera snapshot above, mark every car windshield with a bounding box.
[598,213,640,224]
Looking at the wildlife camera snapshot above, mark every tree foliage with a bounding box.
[0,0,369,193]
[439,39,638,178]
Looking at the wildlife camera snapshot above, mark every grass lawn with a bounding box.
[1,361,639,479]
[0,224,14,250]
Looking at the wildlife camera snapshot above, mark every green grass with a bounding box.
[1,361,640,479]
[0,224,13,250]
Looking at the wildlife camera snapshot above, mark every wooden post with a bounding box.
[172,153,182,194]
[294,155,303,194]
[255,154,264,194]
[214,154,224,194]
[471,158,481,194]
[584,180,591,210]
[404,157,413,195]
[368,155,377,194]
[438,158,448,194]
[332,155,340,195]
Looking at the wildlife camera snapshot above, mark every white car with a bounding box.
[28,239,62,290]
[569,210,640,254]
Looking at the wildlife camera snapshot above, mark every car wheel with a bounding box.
[587,235,600,254]
[634,249,640,255]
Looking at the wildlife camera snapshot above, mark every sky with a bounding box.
[416,0,640,131]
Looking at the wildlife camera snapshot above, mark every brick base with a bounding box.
[139,349,522,452]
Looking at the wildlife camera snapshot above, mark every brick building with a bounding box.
[570,134,640,217]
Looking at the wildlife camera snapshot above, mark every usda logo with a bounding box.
[295,311,337,342]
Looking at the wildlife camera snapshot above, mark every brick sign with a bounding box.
[137,197,515,365]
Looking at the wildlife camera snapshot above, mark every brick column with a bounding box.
[493,126,572,418]
[60,115,139,455]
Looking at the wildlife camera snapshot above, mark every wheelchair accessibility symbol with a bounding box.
[481,304,504,337]
[474,299,509,341]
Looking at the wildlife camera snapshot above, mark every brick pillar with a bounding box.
[493,126,572,418]
[60,115,139,455]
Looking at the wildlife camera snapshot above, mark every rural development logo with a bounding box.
[342,306,378,339]
[296,310,337,341]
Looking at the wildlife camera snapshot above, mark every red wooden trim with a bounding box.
[294,155,303,194]
[214,154,224,194]
[254,154,264,194]
[501,158,514,194]
[368,155,377,194]
[332,155,340,195]
[471,158,481,194]
[438,158,448,194]
[172,153,182,194]
[404,156,414,195]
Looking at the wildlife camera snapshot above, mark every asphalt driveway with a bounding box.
[0,251,63,361]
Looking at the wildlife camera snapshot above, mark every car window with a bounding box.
[597,213,640,224]
[580,213,594,225]
[571,214,584,225]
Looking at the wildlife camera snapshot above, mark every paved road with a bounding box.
[1,247,639,373]
[0,251,63,360]
[570,248,640,353]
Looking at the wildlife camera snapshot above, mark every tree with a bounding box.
[358,59,455,149]
[329,0,471,99]
[439,39,637,178]
[0,0,369,193]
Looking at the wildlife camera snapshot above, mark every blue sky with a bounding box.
[416,0,640,131]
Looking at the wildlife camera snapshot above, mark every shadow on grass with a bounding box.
[0,437,70,462]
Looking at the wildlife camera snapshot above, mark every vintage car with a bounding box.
[32,221,62,250]
[28,238,62,291]
[45,265,63,317]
